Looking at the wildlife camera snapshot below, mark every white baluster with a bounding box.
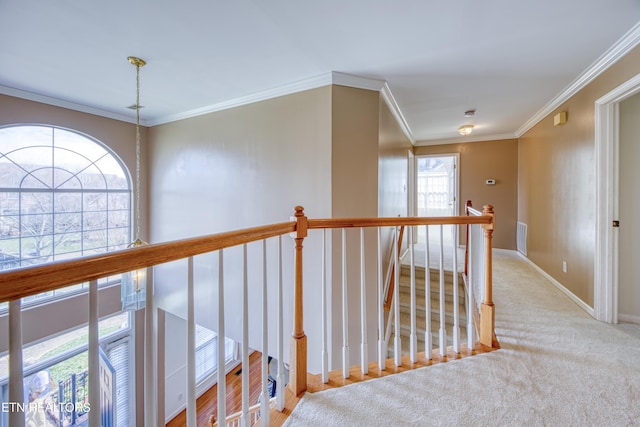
[241,245,250,426]
[260,240,270,426]
[218,250,227,423]
[8,299,24,427]
[409,226,417,363]
[342,228,350,378]
[377,227,386,370]
[88,279,100,427]
[467,226,475,349]
[187,257,197,427]
[439,225,447,357]
[322,230,329,383]
[276,237,285,411]
[145,268,157,427]
[394,226,401,366]
[452,225,461,353]
[360,228,368,374]
[424,225,432,359]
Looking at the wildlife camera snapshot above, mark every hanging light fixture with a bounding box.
[458,124,474,136]
[122,56,149,311]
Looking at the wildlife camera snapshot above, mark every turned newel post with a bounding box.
[290,206,308,396]
[480,204,496,348]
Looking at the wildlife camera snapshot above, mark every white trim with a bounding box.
[380,83,415,144]
[149,72,333,126]
[594,72,640,323]
[415,132,516,146]
[332,71,386,92]
[516,252,595,318]
[149,71,387,126]
[516,22,640,137]
[0,85,142,125]
[618,313,640,324]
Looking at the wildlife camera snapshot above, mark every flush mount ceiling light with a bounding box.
[458,124,474,136]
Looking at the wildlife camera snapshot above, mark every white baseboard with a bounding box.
[618,313,640,324]
[516,252,595,318]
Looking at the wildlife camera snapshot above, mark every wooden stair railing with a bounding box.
[0,205,496,427]
[383,225,405,311]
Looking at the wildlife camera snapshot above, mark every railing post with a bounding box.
[290,206,308,396]
[480,204,496,348]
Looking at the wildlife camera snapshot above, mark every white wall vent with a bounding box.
[517,221,527,256]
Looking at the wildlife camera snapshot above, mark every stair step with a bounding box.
[396,294,467,324]
[397,269,466,304]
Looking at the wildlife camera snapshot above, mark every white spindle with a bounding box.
[241,245,250,426]
[8,300,24,427]
[409,226,417,363]
[145,268,157,427]
[276,237,285,411]
[322,230,329,383]
[342,228,350,378]
[393,226,401,366]
[360,228,368,374]
[438,225,447,357]
[377,227,386,370]
[452,225,461,353]
[187,257,197,427]
[467,226,475,349]
[218,250,227,423]
[424,225,432,359]
[88,279,100,427]
[260,240,270,426]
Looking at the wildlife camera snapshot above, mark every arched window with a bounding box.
[0,125,131,297]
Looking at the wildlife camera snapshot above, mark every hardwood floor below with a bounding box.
[166,351,264,427]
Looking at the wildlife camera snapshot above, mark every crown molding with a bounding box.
[516,21,640,137]
[148,72,335,126]
[0,85,141,125]
[380,83,415,145]
[150,71,387,126]
[331,71,386,92]
[414,132,517,147]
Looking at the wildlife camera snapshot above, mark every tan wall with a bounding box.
[518,45,640,307]
[149,87,334,410]
[329,85,380,368]
[379,97,412,218]
[415,139,518,250]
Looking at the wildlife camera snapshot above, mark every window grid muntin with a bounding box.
[0,125,132,308]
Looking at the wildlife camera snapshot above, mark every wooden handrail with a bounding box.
[0,221,296,303]
[308,215,491,229]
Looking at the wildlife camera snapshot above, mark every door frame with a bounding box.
[594,72,640,323]
[414,153,460,216]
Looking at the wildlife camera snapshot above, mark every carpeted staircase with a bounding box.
[388,263,467,356]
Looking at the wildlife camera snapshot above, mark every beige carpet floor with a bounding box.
[284,250,640,426]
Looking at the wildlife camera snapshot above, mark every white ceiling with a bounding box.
[1,1,639,144]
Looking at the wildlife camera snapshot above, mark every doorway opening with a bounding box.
[594,72,640,323]
[415,154,459,245]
